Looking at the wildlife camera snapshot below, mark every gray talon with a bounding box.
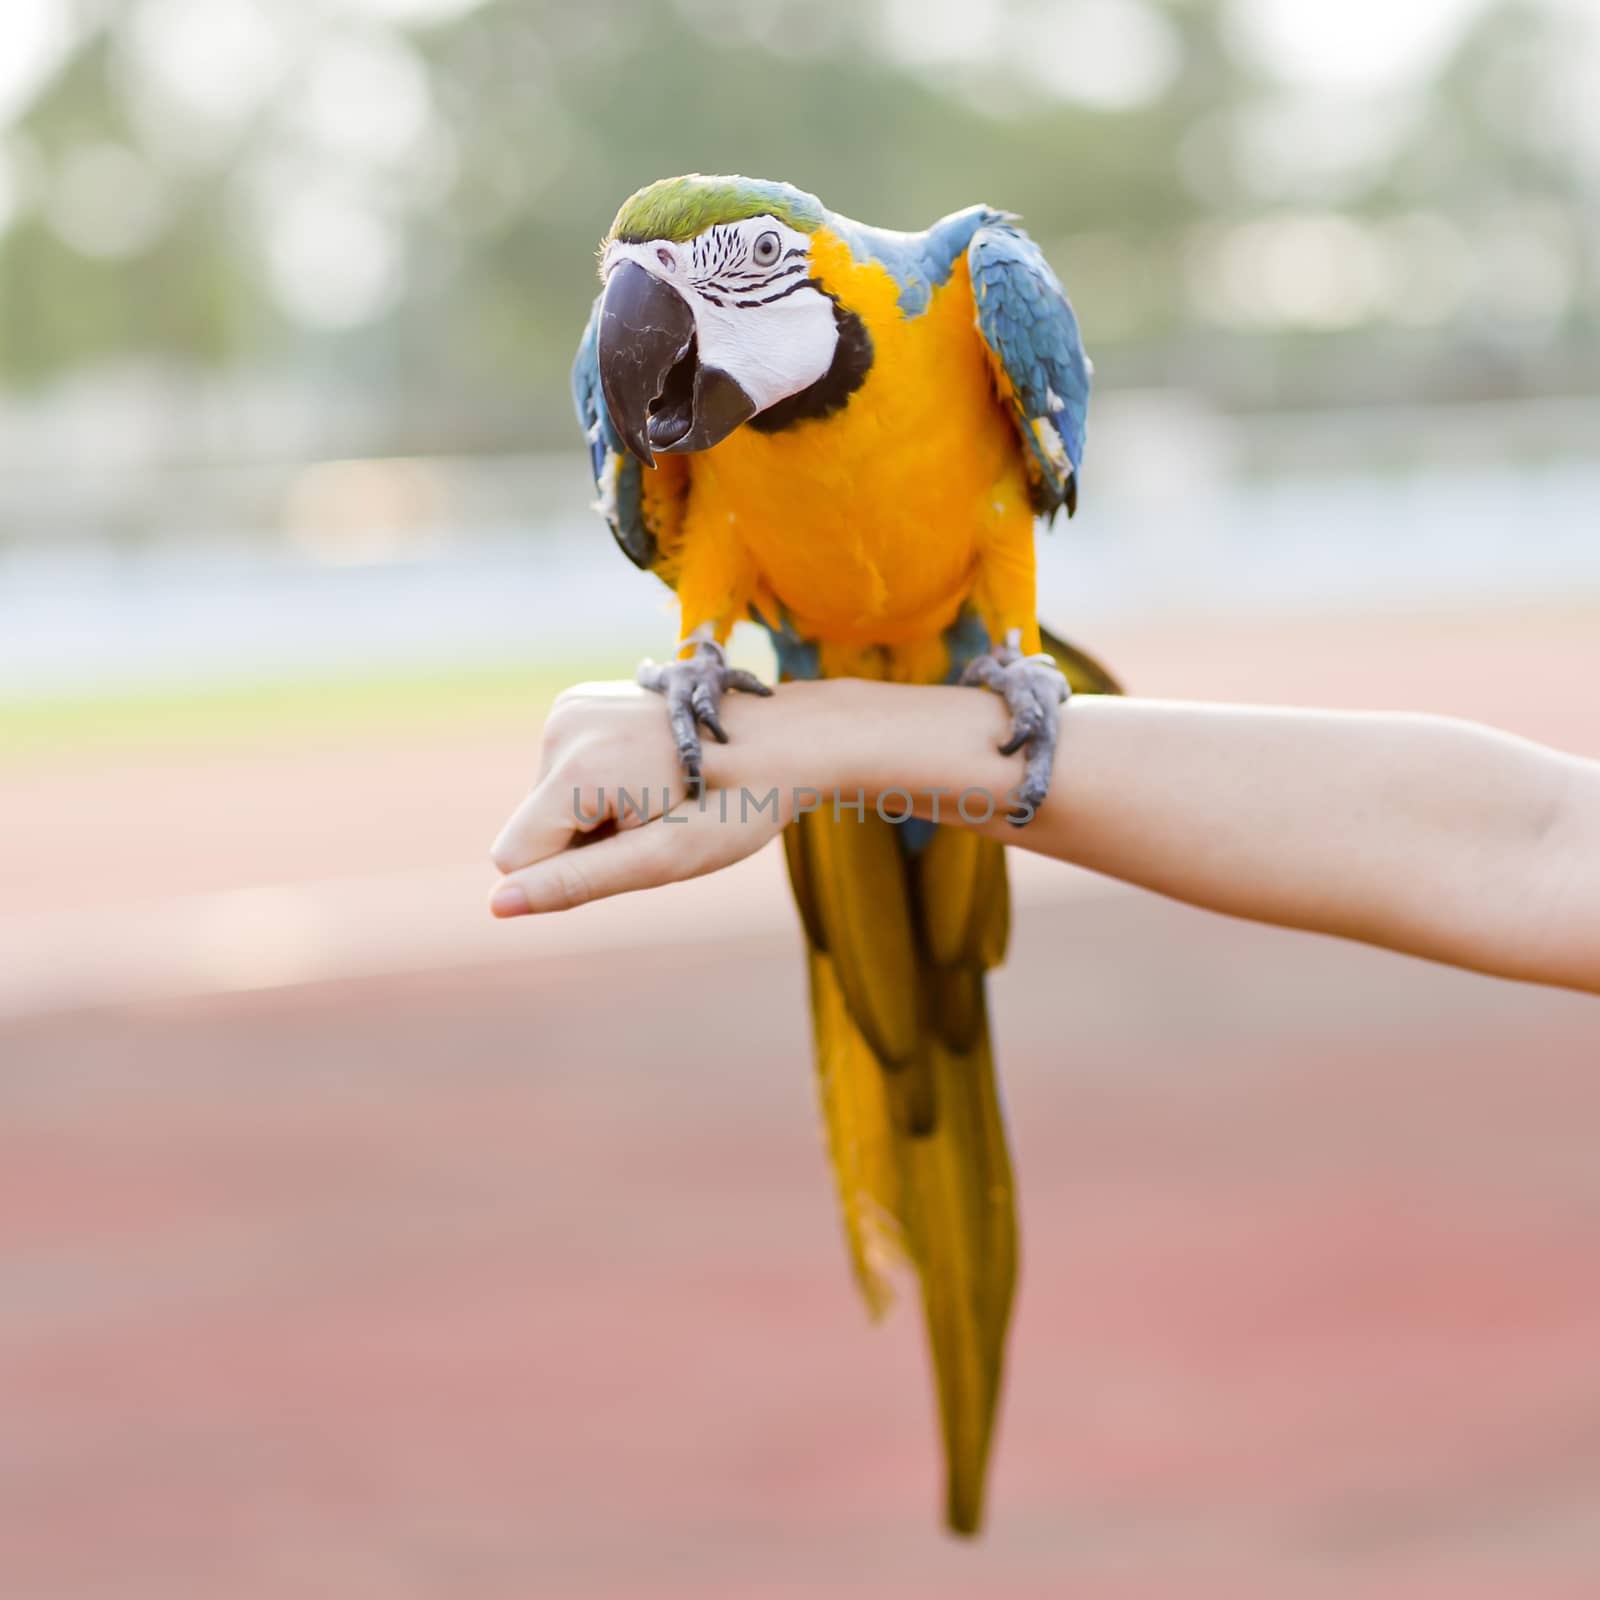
[637,635,772,790]
[960,629,1069,825]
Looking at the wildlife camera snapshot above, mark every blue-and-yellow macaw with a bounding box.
[572,174,1119,1535]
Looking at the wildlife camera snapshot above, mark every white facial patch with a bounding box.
[603,215,839,416]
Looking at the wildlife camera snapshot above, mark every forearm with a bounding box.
[711,682,1600,993]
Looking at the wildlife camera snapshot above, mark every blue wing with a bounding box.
[967,223,1091,519]
[572,293,684,572]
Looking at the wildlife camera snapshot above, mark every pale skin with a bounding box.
[489,680,1600,997]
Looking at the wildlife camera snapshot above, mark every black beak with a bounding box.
[598,260,757,466]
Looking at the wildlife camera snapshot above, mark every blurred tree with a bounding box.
[0,0,1595,447]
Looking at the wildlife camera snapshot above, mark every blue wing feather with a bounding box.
[967,224,1091,518]
[571,292,658,570]
[825,203,999,317]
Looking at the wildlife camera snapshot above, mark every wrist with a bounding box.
[774,679,1014,805]
[707,676,1030,815]
[704,677,841,804]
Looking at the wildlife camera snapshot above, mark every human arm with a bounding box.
[489,679,1600,996]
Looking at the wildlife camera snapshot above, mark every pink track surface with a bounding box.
[4,612,1599,1595]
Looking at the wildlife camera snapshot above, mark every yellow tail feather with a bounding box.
[783,622,1119,1534]
[804,946,906,1319]
[788,807,1016,1535]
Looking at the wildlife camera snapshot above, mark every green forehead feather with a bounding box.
[607,174,824,245]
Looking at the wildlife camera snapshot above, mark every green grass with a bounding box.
[1,660,600,764]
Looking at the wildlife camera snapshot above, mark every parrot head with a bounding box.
[595,174,847,466]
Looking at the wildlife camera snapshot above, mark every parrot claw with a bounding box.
[960,629,1070,826]
[637,633,773,792]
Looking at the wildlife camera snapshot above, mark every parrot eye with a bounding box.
[751,230,781,268]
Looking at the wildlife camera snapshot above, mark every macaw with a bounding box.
[571,174,1119,1535]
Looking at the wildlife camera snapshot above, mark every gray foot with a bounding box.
[637,633,772,791]
[961,630,1070,825]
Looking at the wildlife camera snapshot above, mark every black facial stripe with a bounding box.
[687,223,798,292]
[703,265,806,296]
[724,261,806,285]
[732,276,821,308]
[692,231,737,274]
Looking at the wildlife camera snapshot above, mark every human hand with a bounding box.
[487,681,791,916]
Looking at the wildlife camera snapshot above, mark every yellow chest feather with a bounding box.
[684,232,1033,647]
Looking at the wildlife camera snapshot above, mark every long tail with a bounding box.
[784,810,1014,1534]
[780,623,1122,1536]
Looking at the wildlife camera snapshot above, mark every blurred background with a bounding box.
[4,0,1600,1593]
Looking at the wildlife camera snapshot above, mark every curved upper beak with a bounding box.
[597,259,757,466]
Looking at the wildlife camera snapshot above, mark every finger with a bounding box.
[490,773,603,875]
[491,799,769,915]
